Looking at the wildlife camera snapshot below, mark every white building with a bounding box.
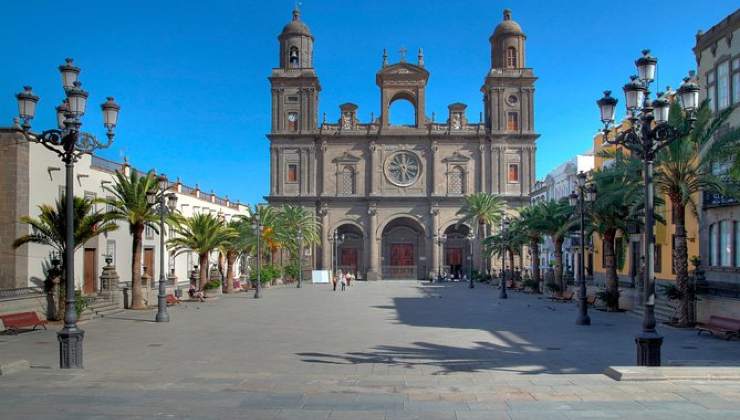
[0,127,250,313]
[531,149,594,273]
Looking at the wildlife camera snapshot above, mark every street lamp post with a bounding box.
[467,232,475,288]
[333,230,345,278]
[15,58,119,369]
[251,212,263,299]
[296,228,303,288]
[147,176,178,323]
[569,172,596,326]
[437,234,447,280]
[499,217,510,299]
[596,49,699,366]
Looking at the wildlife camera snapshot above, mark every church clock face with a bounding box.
[385,151,421,187]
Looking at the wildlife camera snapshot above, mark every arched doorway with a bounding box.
[381,217,425,279]
[336,224,364,278]
[442,224,472,279]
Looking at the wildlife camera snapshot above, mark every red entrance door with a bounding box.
[83,248,97,295]
[390,244,414,266]
[341,248,358,273]
[446,248,462,266]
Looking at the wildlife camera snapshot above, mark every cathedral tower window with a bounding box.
[287,112,298,131]
[508,164,519,183]
[340,166,355,195]
[448,166,465,195]
[507,112,519,131]
[506,47,517,68]
[289,46,300,68]
[287,163,298,183]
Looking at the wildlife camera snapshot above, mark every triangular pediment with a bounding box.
[442,151,470,163]
[333,152,361,163]
[376,62,429,84]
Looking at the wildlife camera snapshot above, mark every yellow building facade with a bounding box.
[591,127,700,286]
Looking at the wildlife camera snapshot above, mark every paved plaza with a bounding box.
[2,281,740,419]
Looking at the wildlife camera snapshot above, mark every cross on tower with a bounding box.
[399,47,407,63]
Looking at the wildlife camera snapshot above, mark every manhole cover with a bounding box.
[147,343,163,347]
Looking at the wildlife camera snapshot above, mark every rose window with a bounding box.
[385,151,421,187]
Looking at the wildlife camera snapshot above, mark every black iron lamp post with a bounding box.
[596,49,699,366]
[146,176,178,323]
[467,232,475,288]
[499,216,510,299]
[15,58,119,369]
[333,230,345,277]
[569,172,596,326]
[437,234,447,280]
[296,228,303,288]
[251,212,263,299]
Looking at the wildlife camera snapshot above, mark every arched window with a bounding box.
[448,166,464,195]
[289,46,300,68]
[340,166,355,195]
[506,47,517,68]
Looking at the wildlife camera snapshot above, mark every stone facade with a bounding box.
[267,8,538,279]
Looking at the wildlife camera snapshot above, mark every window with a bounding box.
[340,166,355,195]
[655,244,662,274]
[289,46,299,67]
[507,112,519,131]
[710,223,718,266]
[286,96,298,103]
[106,195,115,212]
[106,240,116,265]
[718,61,730,110]
[145,225,155,240]
[58,185,65,201]
[448,166,464,195]
[707,70,716,112]
[720,220,732,267]
[735,221,740,267]
[602,239,608,267]
[187,252,194,271]
[508,164,519,183]
[506,47,517,68]
[287,112,298,131]
[287,163,298,183]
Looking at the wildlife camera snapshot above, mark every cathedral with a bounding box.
[267,8,538,280]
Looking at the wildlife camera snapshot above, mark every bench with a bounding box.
[697,316,740,340]
[0,312,48,334]
[166,294,181,306]
[549,290,574,303]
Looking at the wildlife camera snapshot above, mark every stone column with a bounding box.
[479,143,486,193]
[270,147,277,195]
[369,141,378,196]
[366,203,379,280]
[430,205,439,276]
[308,147,315,195]
[431,141,438,196]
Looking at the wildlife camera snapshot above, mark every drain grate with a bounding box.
[147,343,163,347]
[30,365,51,369]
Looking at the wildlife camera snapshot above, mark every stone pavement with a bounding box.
[1,281,740,419]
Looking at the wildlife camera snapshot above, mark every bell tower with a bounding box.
[482,9,536,134]
[269,7,321,133]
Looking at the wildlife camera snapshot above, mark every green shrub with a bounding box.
[546,282,561,294]
[284,261,299,280]
[250,264,280,284]
[203,279,221,290]
[659,283,683,301]
[596,289,620,308]
[523,278,539,291]
[73,290,91,317]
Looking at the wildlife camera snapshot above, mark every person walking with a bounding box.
[340,273,347,291]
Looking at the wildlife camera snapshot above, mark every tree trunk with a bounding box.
[603,229,619,311]
[531,239,541,293]
[199,253,209,290]
[673,200,690,326]
[508,249,515,280]
[225,251,237,293]
[479,221,486,275]
[554,237,564,292]
[130,224,146,309]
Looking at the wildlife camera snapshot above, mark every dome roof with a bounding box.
[280,8,312,38]
[492,9,524,38]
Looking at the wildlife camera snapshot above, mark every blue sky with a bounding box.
[1,1,737,205]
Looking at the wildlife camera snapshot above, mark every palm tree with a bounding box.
[589,151,644,311]
[538,199,574,292]
[484,219,525,279]
[102,170,159,309]
[456,192,506,274]
[14,194,118,320]
[517,203,549,291]
[13,193,118,267]
[168,213,236,290]
[275,204,320,280]
[221,217,252,293]
[656,101,740,326]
